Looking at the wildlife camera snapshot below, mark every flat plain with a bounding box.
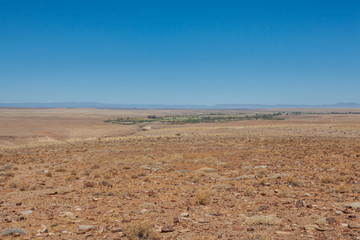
[1,108,360,239]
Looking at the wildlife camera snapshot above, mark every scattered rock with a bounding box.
[180,212,189,218]
[315,226,327,231]
[304,225,317,233]
[1,228,28,236]
[3,164,13,170]
[111,228,122,233]
[349,224,360,229]
[21,210,33,215]
[295,200,305,208]
[78,225,95,232]
[47,191,58,195]
[208,212,221,217]
[161,225,174,232]
[326,217,336,225]
[233,175,255,180]
[140,165,151,170]
[259,205,269,211]
[275,231,291,235]
[344,202,360,209]
[60,212,76,219]
[196,167,218,172]
[41,224,48,233]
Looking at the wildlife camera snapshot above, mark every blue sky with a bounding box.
[1,0,359,105]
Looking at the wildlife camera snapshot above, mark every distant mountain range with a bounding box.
[1,102,360,109]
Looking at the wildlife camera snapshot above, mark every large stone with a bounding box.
[344,202,360,209]
[1,228,28,236]
[348,224,360,229]
[78,225,95,232]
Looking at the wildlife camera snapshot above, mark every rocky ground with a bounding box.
[0,110,360,239]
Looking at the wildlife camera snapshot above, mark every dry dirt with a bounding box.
[1,108,360,239]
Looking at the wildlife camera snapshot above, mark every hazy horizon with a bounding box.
[2,101,360,110]
[1,1,359,105]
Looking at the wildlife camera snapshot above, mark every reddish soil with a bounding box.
[1,108,360,239]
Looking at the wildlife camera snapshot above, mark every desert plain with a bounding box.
[0,108,360,240]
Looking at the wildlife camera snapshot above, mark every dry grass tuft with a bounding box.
[316,217,328,226]
[84,181,96,188]
[194,189,212,205]
[91,164,100,169]
[66,175,79,181]
[192,174,202,183]
[244,186,256,196]
[255,169,267,178]
[123,221,159,240]
[55,168,66,173]
[245,214,281,225]
[8,179,30,191]
[320,175,335,183]
[279,185,292,198]
[99,179,113,187]
[256,177,267,186]
[285,175,300,186]
[143,176,151,182]
[242,233,271,240]
[335,184,351,193]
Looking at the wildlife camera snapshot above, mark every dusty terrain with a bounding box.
[1,108,360,239]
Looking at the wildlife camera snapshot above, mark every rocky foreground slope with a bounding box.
[0,122,360,239]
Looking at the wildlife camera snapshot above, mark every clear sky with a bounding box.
[1,0,359,105]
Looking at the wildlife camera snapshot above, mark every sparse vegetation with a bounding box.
[321,175,335,183]
[8,179,30,191]
[279,185,293,198]
[99,179,112,187]
[194,189,212,205]
[242,233,271,240]
[245,214,281,225]
[104,112,285,125]
[286,175,301,186]
[335,184,351,193]
[55,168,66,173]
[244,186,256,196]
[1,108,360,239]
[123,221,159,240]
[84,181,96,188]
